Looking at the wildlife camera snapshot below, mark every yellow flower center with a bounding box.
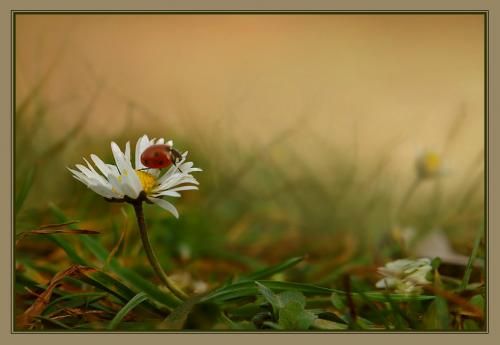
[424,152,441,173]
[136,170,157,194]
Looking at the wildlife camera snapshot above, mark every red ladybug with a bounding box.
[140,142,183,170]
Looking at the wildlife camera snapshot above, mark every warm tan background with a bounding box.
[15,14,484,187]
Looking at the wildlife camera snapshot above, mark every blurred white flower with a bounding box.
[68,134,202,218]
[415,150,445,179]
[375,258,432,294]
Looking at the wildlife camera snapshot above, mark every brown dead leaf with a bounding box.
[16,265,97,329]
[423,285,484,319]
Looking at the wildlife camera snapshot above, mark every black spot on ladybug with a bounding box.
[144,159,150,165]
[158,160,164,165]
[154,151,160,157]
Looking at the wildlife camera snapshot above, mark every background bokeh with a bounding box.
[15,14,485,281]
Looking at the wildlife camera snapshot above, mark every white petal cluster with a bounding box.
[68,134,202,218]
[375,258,432,294]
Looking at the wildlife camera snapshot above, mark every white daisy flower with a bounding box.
[68,134,202,218]
[375,258,432,294]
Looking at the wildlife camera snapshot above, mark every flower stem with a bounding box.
[396,177,421,221]
[132,201,188,301]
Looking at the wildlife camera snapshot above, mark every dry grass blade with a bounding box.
[423,285,484,319]
[16,265,97,329]
[106,227,127,266]
[39,220,81,229]
[16,228,100,246]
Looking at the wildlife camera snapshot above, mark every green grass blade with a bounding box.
[202,280,341,303]
[15,167,36,217]
[43,292,107,316]
[237,256,304,282]
[358,291,435,303]
[159,294,204,330]
[48,204,181,309]
[46,235,88,265]
[107,292,149,330]
[80,235,181,309]
[203,280,435,304]
[67,270,167,316]
[459,224,483,291]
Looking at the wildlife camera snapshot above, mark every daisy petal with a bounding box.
[148,197,179,218]
[168,185,199,192]
[153,190,181,198]
[91,154,111,177]
[135,135,150,169]
[125,141,131,162]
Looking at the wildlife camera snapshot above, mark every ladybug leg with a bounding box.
[171,149,184,173]
[173,161,184,174]
[171,148,183,162]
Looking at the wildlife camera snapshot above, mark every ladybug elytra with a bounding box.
[140,141,183,170]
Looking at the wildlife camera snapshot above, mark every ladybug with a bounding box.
[140,141,183,170]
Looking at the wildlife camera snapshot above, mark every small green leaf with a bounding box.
[278,301,316,330]
[431,257,442,270]
[463,319,480,330]
[423,296,450,330]
[330,292,346,310]
[278,290,306,309]
[469,294,485,312]
[255,281,280,315]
